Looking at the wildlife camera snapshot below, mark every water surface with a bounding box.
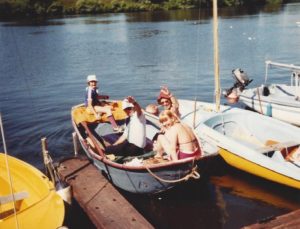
[1,3,300,228]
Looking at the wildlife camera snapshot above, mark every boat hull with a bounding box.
[240,90,300,126]
[0,153,65,229]
[72,102,217,194]
[219,148,300,190]
[195,109,300,190]
[77,131,204,194]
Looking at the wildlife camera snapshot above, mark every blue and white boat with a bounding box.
[238,61,300,126]
[71,102,218,194]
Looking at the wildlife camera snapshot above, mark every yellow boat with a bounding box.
[0,153,65,229]
[177,99,300,189]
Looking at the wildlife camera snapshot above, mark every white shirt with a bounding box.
[123,111,146,148]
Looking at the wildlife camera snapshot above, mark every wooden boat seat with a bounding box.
[257,141,299,154]
[0,191,29,215]
[0,191,29,205]
[72,101,128,125]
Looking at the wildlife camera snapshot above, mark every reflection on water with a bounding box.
[211,173,300,211]
[120,157,300,228]
[0,3,286,27]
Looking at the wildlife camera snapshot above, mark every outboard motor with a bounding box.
[232,68,252,90]
[223,68,253,101]
[222,68,253,104]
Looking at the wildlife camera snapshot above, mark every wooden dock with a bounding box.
[243,209,300,229]
[57,156,154,229]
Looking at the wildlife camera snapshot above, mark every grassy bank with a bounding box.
[0,0,283,19]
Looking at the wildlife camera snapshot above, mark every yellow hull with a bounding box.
[0,153,65,229]
[219,148,300,190]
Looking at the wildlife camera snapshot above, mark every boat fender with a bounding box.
[56,181,72,205]
[266,103,272,117]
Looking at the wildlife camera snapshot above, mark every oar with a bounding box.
[81,122,106,158]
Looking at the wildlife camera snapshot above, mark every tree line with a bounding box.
[0,0,286,19]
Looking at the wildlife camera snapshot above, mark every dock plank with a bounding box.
[243,209,300,229]
[58,156,153,229]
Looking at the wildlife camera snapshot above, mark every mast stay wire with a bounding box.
[0,113,20,229]
[194,0,203,102]
[7,26,42,154]
[192,0,203,129]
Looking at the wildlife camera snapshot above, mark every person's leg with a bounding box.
[153,140,165,158]
[126,143,144,157]
[94,105,119,129]
[105,140,129,156]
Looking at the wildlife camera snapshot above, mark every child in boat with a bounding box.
[85,74,121,132]
[156,86,181,118]
[105,96,146,157]
[153,110,201,161]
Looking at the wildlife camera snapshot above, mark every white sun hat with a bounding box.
[86,74,98,82]
[122,99,134,110]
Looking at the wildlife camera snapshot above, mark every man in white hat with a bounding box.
[105,96,146,156]
[85,74,121,132]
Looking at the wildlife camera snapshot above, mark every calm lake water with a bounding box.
[1,3,300,228]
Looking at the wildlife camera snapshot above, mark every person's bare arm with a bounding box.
[127,96,142,117]
[165,127,179,161]
[113,133,126,145]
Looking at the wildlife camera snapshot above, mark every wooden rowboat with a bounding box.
[71,101,218,194]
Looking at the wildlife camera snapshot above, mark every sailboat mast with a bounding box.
[213,0,220,112]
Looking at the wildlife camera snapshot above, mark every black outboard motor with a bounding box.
[223,68,253,97]
[232,68,252,90]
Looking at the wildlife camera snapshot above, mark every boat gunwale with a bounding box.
[198,114,300,179]
[239,91,300,109]
[71,104,207,171]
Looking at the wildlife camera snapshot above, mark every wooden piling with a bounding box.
[57,156,154,229]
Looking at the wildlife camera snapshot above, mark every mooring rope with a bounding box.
[145,163,200,184]
[256,87,264,114]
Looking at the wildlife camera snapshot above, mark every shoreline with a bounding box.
[0,0,281,20]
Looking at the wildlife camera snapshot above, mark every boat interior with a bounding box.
[204,112,300,166]
[0,189,29,219]
[256,84,300,105]
[77,118,170,165]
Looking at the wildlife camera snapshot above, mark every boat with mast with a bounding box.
[147,0,300,190]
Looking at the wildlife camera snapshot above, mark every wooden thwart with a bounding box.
[0,191,29,206]
[257,141,299,154]
[0,191,29,219]
[57,156,154,229]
